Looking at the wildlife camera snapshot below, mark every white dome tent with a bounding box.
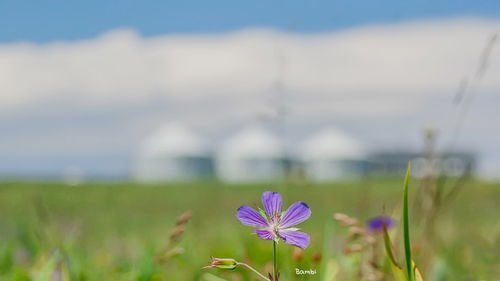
[134,123,213,182]
[216,126,285,183]
[300,128,368,181]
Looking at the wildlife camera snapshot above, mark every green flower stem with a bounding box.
[237,262,271,281]
[273,240,278,280]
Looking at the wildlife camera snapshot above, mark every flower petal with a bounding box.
[262,191,282,218]
[280,202,311,228]
[255,230,274,240]
[236,206,268,228]
[278,230,310,249]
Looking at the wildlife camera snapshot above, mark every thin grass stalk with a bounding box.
[237,263,271,281]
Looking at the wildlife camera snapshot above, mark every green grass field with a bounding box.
[0,179,498,281]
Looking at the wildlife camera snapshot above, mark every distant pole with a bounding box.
[273,34,291,183]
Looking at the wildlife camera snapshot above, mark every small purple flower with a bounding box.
[236,191,311,249]
[367,216,395,232]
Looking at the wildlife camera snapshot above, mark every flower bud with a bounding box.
[202,257,238,270]
[366,216,395,233]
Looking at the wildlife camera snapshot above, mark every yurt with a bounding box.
[134,123,213,182]
[216,126,285,182]
[300,128,367,181]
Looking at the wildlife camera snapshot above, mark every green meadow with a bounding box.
[0,179,498,281]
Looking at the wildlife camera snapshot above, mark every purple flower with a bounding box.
[236,191,311,249]
[367,216,395,232]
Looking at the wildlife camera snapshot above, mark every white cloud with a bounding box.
[0,18,499,177]
[1,18,499,110]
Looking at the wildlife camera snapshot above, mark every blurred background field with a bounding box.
[2,1,500,280]
[0,179,498,281]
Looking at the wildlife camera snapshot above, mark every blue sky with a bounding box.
[1,0,500,43]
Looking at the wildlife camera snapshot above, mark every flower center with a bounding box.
[267,212,282,237]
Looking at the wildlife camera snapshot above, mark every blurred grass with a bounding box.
[0,179,498,280]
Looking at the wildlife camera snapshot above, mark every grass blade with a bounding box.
[382,223,408,281]
[403,162,414,281]
[413,261,424,281]
[382,224,398,267]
